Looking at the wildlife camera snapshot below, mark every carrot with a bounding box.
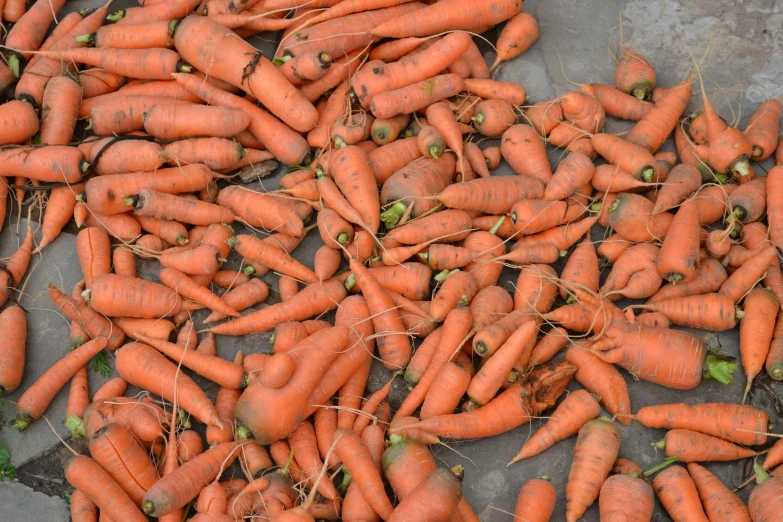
[525,328,568,370]
[513,215,598,252]
[417,125,447,160]
[599,474,654,521]
[606,193,672,242]
[367,137,423,184]
[508,477,555,522]
[560,343,630,422]
[386,468,461,522]
[420,244,477,271]
[78,19,177,49]
[88,423,159,505]
[654,429,757,462]
[561,88,605,134]
[232,234,317,284]
[463,78,527,107]
[171,72,311,165]
[652,465,709,522]
[236,326,350,444]
[38,74,82,145]
[174,16,317,132]
[657,199,701,284]
[142,441,241,517]
[70,489,98,522]
[691,463,754,522]
[744,98,781,160]
[86,273,183,319]
[491,10,539,68]
[112,314,175,340]
[78,69,125,99]
[467,320,537,405]
[509,388,600,465]
[587,83,653,121]
[438,174,545,214]
[32,180,84,254]
[93,378,128,403]
[720,245,778,302]
[48,283,126,350]
[142,103,249,140]
[565,418,621,522]
[132,189,234,226]
[115,342,222,428]
[217,186,303,237]
[592,132,662,182]
[500,124,552,183]
[407,360,575,439]
[748,475,783,522]
[544,153,594,203]
[81,397,167,443]
[331,428,394,520]
[728,177,766,225]
[63,455,147,522]
[370,74,465,119]
[648,257,727,304]
[0,146,88,184]
[77,227,111,290]
[652,164,702,213]
[596,234,633,268]
[740,287,779,401]
[615,47,656,99]
[471,98,517,137]
[351,32,471,106]
[11,337,108,430]
[633,402,768,446]
[626,76,691,153]
[559,238,599,301]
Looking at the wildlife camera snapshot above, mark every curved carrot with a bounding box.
[740,287,779,401]
[116,342,222,427]
[565,344,631,425]
[626,76,691,153]
[63,455,147,522]
[652,465,709,522]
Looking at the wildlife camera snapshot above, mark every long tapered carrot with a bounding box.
[142,441,241,517]
[116,342,222,428]
[652,466,709,522]
[653,429,757,461]
[12,337,108,430]
[232,234,317,284]
[47,284,126,350]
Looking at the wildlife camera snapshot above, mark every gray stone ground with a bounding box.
[1,0,782,520]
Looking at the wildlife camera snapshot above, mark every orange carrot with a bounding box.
[688,462,751,522]
[740,287,779,401]
[652,466,709,522]
[370,74,465,119]
[513,478,555,522]
[565,419,621,522]
[565,344,631,425]
[63,455,147,522]
[626,76,691,153]
[599,474,654,521]
[12,337,108,430]
[744,98,781,160]
[500,124,552,183]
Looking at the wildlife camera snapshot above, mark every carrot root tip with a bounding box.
[65,414,86,438]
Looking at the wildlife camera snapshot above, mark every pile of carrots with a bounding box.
[0,0,783,519]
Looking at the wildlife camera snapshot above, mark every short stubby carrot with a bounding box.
[688,462,752,521]
[599,474,654,522]
[501,124,553,183]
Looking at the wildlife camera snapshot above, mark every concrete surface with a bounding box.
[1,0,782,520]
[0,481,70,521]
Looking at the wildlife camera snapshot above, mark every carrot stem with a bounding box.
[703,354,738,385]
[643,456,677,478]
[380,202,408,228]
[755,462,770,484]
[65,414,85,438]
[489,216,505,235]
[107,10,125,22]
